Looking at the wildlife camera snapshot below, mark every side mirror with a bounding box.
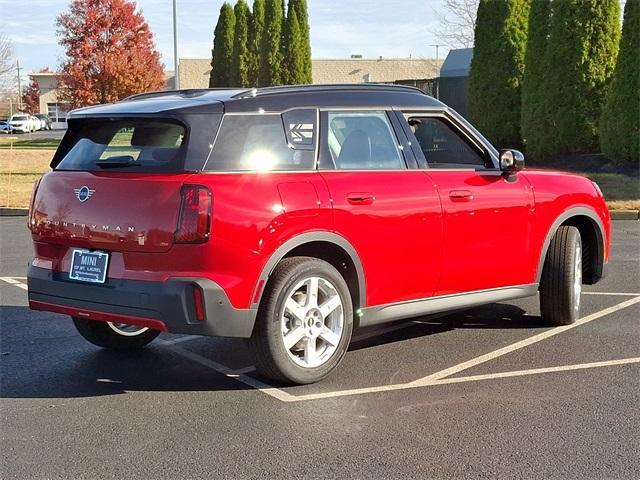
[499,149,525,173]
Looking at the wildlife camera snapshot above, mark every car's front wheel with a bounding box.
[73,317,160,349]
[249,257,354,385]
[539,226,583,326]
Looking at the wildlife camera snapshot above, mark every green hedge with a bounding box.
[468,0,530,148]
[600,0,639,164]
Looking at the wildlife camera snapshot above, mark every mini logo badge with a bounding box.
[74,186,95,203]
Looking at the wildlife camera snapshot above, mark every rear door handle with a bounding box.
[347,193,375,205]
[449,190,474,201]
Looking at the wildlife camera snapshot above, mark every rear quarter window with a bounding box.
[55,119,187,172]
[205,114,315,172]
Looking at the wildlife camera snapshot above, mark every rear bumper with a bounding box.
[27,265,257,338]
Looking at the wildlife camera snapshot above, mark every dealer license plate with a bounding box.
[69,249,109,284]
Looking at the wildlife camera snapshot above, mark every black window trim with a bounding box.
[318,109,410,171]
[394,108,500,171]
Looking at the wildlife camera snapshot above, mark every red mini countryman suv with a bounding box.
[27,85,610,384]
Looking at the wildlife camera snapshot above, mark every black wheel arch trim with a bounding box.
[535,206,606,284]
[252,232,366,309]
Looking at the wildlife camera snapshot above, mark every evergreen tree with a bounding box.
[541,0,620,155]
[231,0,251,87]
[282,6,305,84]
[259,0,283,86]
[289,0,312,83]
[249,0,265,86]
[521,0,551,158]
[209,3,235,88]
[600,0,639,164]
[468,0,530,148]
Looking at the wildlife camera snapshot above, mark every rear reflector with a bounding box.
[193,286,205,322]
[175,185,211,244]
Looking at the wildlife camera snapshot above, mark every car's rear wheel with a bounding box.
[73,317,160,349]
[249,257,354,385]
[539,226,582,326]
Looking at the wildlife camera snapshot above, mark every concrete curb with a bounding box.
[610,210,640,221]
[0,208,28,216]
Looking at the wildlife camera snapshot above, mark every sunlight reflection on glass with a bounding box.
[245,149,277,171]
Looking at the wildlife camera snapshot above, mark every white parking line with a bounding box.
[161,341,297,402]
[4,276,638,403]
[409,295,640,385]
[0,277,28,290]
[583,291,640,296]
[434,357,640,386]
[290,357,640,402]
[163,295,640,403]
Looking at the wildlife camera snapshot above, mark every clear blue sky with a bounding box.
[1,0,451,76]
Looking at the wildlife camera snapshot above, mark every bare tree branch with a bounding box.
[433,0,479,49]
[0,33,14,77]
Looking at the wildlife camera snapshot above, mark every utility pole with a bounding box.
[16,59,22,111]
[430,44,442,99]
[173,0,180,89]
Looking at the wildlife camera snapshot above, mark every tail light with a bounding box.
[174,185,211,243]
[28,178,41,231]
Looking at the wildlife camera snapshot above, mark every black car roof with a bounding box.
[68,84,444,117]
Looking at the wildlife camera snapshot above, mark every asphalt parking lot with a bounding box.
[1,217,639,479]
[1,129,66,140]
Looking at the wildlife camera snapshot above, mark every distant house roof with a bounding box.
[178,58,440,89]
[312,58,439,84]
[440,48,474,78]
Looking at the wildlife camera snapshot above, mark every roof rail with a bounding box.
[124,88,241,101]
[231,83,425,99]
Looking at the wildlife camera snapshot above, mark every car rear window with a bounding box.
[55,119,187,172]
[205,114,315,172]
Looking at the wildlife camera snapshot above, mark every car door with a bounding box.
[319,110,443,307]
[398,111,535,296]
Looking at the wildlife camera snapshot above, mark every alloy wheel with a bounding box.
[280,276,344,369]
[106,322,149,337]
[574,243,582,313]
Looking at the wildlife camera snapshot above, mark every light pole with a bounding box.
[173,0,180,89]
[16,59,22,111]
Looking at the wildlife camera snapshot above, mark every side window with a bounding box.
[205,114,315,172]
[407,117,486,168]
[321,111,405,170]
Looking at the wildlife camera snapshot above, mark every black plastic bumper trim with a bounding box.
[27,265,257,338]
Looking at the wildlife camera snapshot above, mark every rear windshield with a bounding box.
[55,119,187,172]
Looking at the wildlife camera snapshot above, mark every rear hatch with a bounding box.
[31,171,191,253]
[30,117,197,253]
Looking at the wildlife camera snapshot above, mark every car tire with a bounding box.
[249,256,354,385]
[72,317,160,350]
[539,226,583,326]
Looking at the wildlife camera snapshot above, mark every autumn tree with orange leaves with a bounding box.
[56,0,164,108]
[21,78,40,114]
